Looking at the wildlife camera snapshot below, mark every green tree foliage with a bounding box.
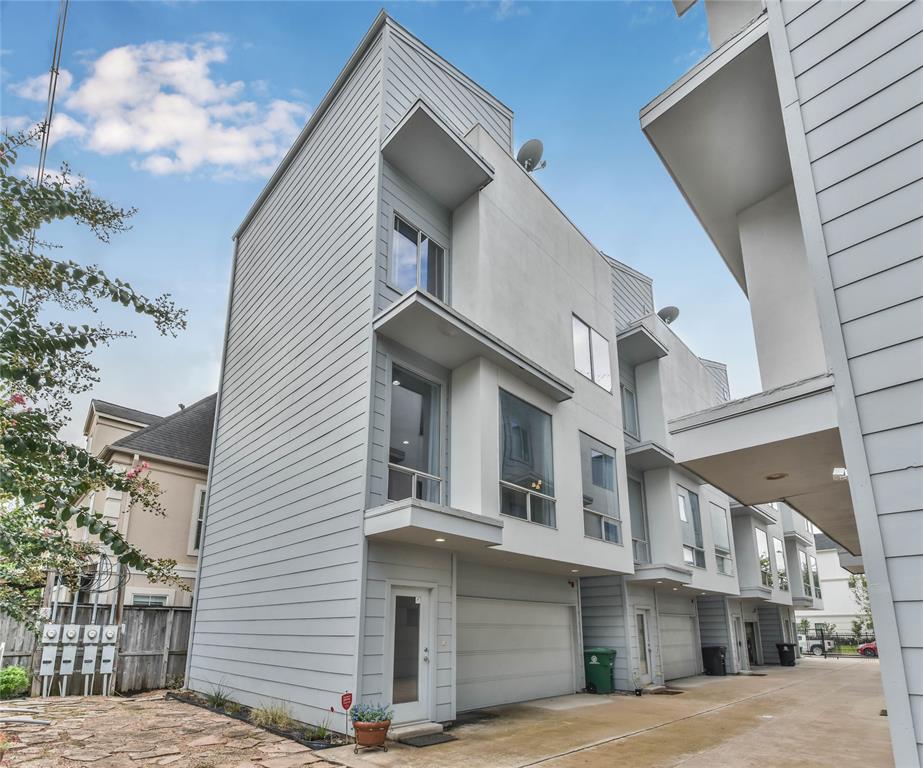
[0,128,187,625]
[848,574,874,633]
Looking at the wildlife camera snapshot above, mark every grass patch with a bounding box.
[205,683,235,710]
[250,701,293,730]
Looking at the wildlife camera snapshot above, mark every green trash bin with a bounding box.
[584,647,616,694]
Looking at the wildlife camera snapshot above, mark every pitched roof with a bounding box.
[90,399,164,428]
[109,394,216,467]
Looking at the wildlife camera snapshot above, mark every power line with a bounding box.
[34,0,70,187]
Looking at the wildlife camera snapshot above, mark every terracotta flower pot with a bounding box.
[353,719,390,752]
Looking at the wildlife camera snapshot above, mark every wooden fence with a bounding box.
[0,605,191,694]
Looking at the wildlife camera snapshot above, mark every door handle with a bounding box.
[423,647,430,663]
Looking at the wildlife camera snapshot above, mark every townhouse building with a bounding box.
[641,1,923,763]
[81,396,215,606]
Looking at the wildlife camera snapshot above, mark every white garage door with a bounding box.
[457,597,576,711]
[661,614,698,680]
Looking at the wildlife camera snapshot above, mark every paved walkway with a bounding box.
[1,692,336,768]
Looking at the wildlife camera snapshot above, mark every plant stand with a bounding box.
[353,720,390,753]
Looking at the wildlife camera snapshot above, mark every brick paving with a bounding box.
[0,692,339,768]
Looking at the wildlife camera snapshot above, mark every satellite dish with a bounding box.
[516,139,547,172]
[658,305,680,325]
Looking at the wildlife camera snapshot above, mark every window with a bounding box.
[678,486,705,568]
[388,365,442,504]
[620,385,639,438]
[132,593,168,607]
[710,502,732,575]
[190,485,207,553]
[810,555,821,597]
[773,537,788,590]
[629,477,650,564]
[800,550,812,596]
[391,215,447,300]
[756,528,772,587]
[572,316,612,391]
[580,433,621,545]
[500,390,555,527]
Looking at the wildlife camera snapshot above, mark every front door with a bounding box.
[733,616,748,671]
[390,587,432,724]
[745,621,760,666]
[636,611,652,686]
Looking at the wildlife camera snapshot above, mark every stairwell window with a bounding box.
[500,390,555,527]
[756,528,772,587]
[710,502,732,575]
[572,315,612,392]
[629,477,650,564]
[620,384,639,438]
[800,550,812,596]
[810,555,821,597]
[188,484,207,555]
[774,536,788,590]
[580,433,621,545]
[391,214,447,300]
[388,365,442,505]
[678,486,705,568]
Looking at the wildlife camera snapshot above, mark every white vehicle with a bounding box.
[798,633,835,656]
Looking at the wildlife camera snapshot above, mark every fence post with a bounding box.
[29,571,55,697]
[160,608,175,688]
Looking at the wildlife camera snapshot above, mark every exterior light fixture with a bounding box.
[435,538,446,543]
[765,472,788,481]
[656,581,663,584]
[570,569,579,573]
[832,467,848,480]
[672,587,678,591]
[392,380,401,386]
[402,440,410,445]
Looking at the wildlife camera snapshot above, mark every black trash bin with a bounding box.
[701,645,727,675]
[776,642,797,666]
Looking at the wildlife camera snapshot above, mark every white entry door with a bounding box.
[636,611,653,686]
[389,586,432,724]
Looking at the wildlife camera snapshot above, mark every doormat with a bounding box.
[402,733,458,748]
[652,689,684,695]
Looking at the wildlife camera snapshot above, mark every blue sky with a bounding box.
[1,0,759,443]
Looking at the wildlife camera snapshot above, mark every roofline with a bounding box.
[233,11,514,242]
[603,254,654,285]
[233,9,388,241]
[83,399,161,436]
[102,445,210,472]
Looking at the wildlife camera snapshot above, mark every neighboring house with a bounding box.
[81,396,216,606]
[795,532,864,634]
[584,260,818,687]
[642,1,922,763]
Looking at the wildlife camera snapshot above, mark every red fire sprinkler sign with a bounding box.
[341,692,353,710]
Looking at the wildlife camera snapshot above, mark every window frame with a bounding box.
[755,527,773,587]
[388,212,449,301]
[773,536,789,591]
[709,502,733,576]
[126,587,173,607]
[628,475,650,564]
[677,485,705,568]
[799,549,812,596]
[187,483,208,556]
[498,389,556,528]
[571,314,612,392]
[386,360,445,506]
[580,432,622,547]
[620,383,640,439]
[810,554,821,597]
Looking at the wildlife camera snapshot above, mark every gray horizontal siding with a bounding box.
[785,0,923,755]
[756,604,784,665]
[384,27,512,151]
[187,33,384,727]
[580,576,631,689]
[697,596,731,647]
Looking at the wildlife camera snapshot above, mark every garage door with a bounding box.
[661,614,698,680]
[457,597,576,711]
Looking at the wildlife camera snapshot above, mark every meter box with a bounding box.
[81,625,101,675]
[59,624,80,676]
[39,624,60,677]
[99,624,119,675]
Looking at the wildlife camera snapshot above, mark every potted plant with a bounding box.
[632,672,643,697]
[350,702,393,753]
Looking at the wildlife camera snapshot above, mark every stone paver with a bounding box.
[0,693,326,768]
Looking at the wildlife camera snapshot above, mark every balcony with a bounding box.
[364,497,503,551]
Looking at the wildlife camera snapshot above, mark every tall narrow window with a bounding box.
[678,486,705,567]
[388,365,442,504]
[572,315,612,391]
[710,502,732,575]
[629,477,650,564]
[800,550,812,596]
[756,528,772,587]
[773,537,788,590]
[580,433,620,545]
[810,555,821,597]
[193,487,206,551]
[500,390,555,527]
[391,215,447,300]
[620,384,639,438]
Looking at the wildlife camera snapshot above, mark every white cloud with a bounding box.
[495,0,530,20]
[11,69,74,100]
[11,37,307,179]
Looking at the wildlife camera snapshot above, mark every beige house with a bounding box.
[81,395,216,607]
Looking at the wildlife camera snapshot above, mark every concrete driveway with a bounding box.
[327,657,891,768]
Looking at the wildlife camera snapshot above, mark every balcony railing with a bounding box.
[387,463,443,505]
[633,538,651,564]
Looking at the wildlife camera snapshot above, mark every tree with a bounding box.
[0,128,187,625]
[797,618,810,636]
[848,574,874,633]
[851,618,865,642]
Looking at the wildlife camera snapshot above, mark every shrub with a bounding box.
[350,702,393,723]
[250,701,293,730]
[306,719,329,741]
[165,675,184,690]
[0,666,29,699]
[205,683,234,710]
